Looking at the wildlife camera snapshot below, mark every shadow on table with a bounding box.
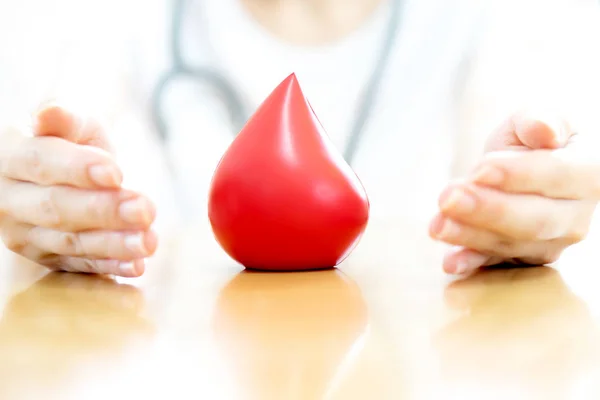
[0,272,154,399]
[435,266,600,399]
[212,269,394,399]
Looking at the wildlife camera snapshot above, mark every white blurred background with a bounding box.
[0,0,599,233]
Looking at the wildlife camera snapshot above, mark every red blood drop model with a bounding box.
[208,73,370,271]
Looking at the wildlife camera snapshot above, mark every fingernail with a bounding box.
[119,197,153,225]
[430,215,459,239]
[118,260,145,277]
[454,253,489,275]
[124,233,148,255]
[118,262,137,276]
[454,260,470,275]
[473,165,504,186]
[89,165,122,187]
[440,188,476,214]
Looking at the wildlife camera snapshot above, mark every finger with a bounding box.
[442,246,493,275]
[0,214,29,255]
[26,226,158,260]
[0,179,155,231]
[512,112,571,149]
[429,214,564,262]
[46,256,146,277]
[0,217,147,277]
[485,111,572,152]
[438,182,587,242]
[472,149,600,200]
[442,246,500,275]
[35,104,113,152]
[0,133,122,189]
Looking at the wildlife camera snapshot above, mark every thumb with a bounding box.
[513,112,572,149]
[485,111,573,152]
[34,102,113,153]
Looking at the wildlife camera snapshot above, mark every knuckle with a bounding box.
[22,147,46,180]
[83,259,98,273]
[493,237,518,255]
[45,262,63,272]
[23,146,42,169]
[38,187,63,228]
[67,257,96,274]
[56,232,82,255]
[38,253,62,269]
[1,232,24,254]
[0,218,25,254]
[85,259,116,274]
[22,147,42,171]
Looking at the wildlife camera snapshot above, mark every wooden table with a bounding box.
[1,218,600,400]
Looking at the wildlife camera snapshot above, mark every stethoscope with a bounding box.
[151,0,404,166]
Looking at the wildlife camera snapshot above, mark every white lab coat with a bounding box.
[0,0,599,237]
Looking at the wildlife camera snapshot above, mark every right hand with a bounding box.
[0,105,157,277]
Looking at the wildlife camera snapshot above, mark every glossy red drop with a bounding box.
[208,73,369,271]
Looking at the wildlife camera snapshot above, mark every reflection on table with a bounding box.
[434,266,600,400]
[213,269,404,399]
[0,272,153,400]
[0,221,599,399]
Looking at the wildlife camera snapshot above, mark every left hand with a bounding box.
[429,112,599,275]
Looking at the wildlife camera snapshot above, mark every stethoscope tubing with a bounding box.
[151,0,404,165]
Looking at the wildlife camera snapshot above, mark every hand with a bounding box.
[429,112,599,275]
[0,105,157,277]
